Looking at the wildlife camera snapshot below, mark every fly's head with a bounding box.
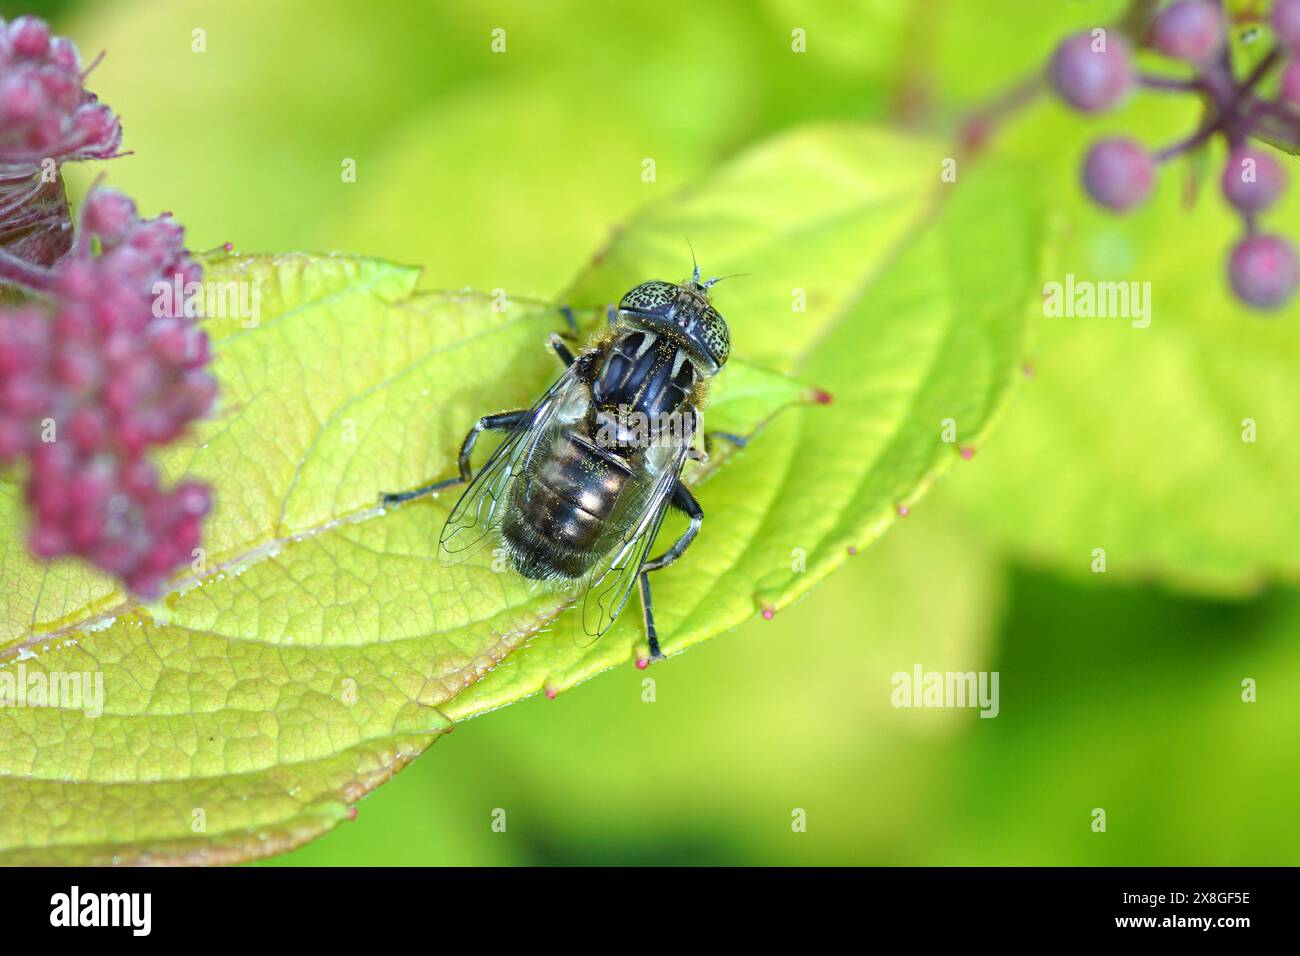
[615,266,731,377]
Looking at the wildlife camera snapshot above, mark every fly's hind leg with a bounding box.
[638,574,661,662]
[639,481,703,662]
[380,409,531,506]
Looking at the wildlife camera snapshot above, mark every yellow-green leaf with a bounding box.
[0,122,1046,864]
[0,253,807,864]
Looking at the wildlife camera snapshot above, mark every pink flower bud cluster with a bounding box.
[1047,1,1300,310]
[0,14,122,271]
[0,14,121,166]
[0,190,216,597]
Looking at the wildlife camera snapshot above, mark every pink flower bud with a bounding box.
[83,189,137,242]
[9,16,52,59]
[0,184,217,598]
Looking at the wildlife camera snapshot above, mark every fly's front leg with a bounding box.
[380,409,531,506]
[557,304,613,346]
[557,305,580,341]
[547,332,576,368]
[639,481,703,662]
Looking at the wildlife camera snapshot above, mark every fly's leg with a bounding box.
[380,409,531,506]
[638,574,660,661]
[546,332,576,368]
[557,306,580,340]
[703,431,748,458]
[643,482,703,574]
[557,303,616,339]
[638,481,703,662]
[455,410,533,480]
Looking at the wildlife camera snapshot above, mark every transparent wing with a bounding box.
[574,439,691,642]
[438,368,584,566]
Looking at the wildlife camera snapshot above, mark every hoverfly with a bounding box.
[382,263,739,661]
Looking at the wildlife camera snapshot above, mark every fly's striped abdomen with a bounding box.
[503,429,632,579]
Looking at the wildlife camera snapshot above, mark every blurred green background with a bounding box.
[12,0,1296,864]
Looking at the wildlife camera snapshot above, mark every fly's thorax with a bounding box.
[588,328,699,453]
[591,401,699,456]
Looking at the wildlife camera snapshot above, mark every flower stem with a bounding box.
[0,248,57,293]
[1156,122,1220,161]
[1139,74,1204,92]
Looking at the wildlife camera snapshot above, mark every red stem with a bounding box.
[0,248,58,293]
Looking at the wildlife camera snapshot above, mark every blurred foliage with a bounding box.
[947,21,1300,594]
[0,0,77,21]
[10,0,1294,864]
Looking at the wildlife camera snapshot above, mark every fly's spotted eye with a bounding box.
[699,306,730,368]
[619,281,677,314]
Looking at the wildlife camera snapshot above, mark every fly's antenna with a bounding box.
[702,272,750,289]
[685,236,701,285]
